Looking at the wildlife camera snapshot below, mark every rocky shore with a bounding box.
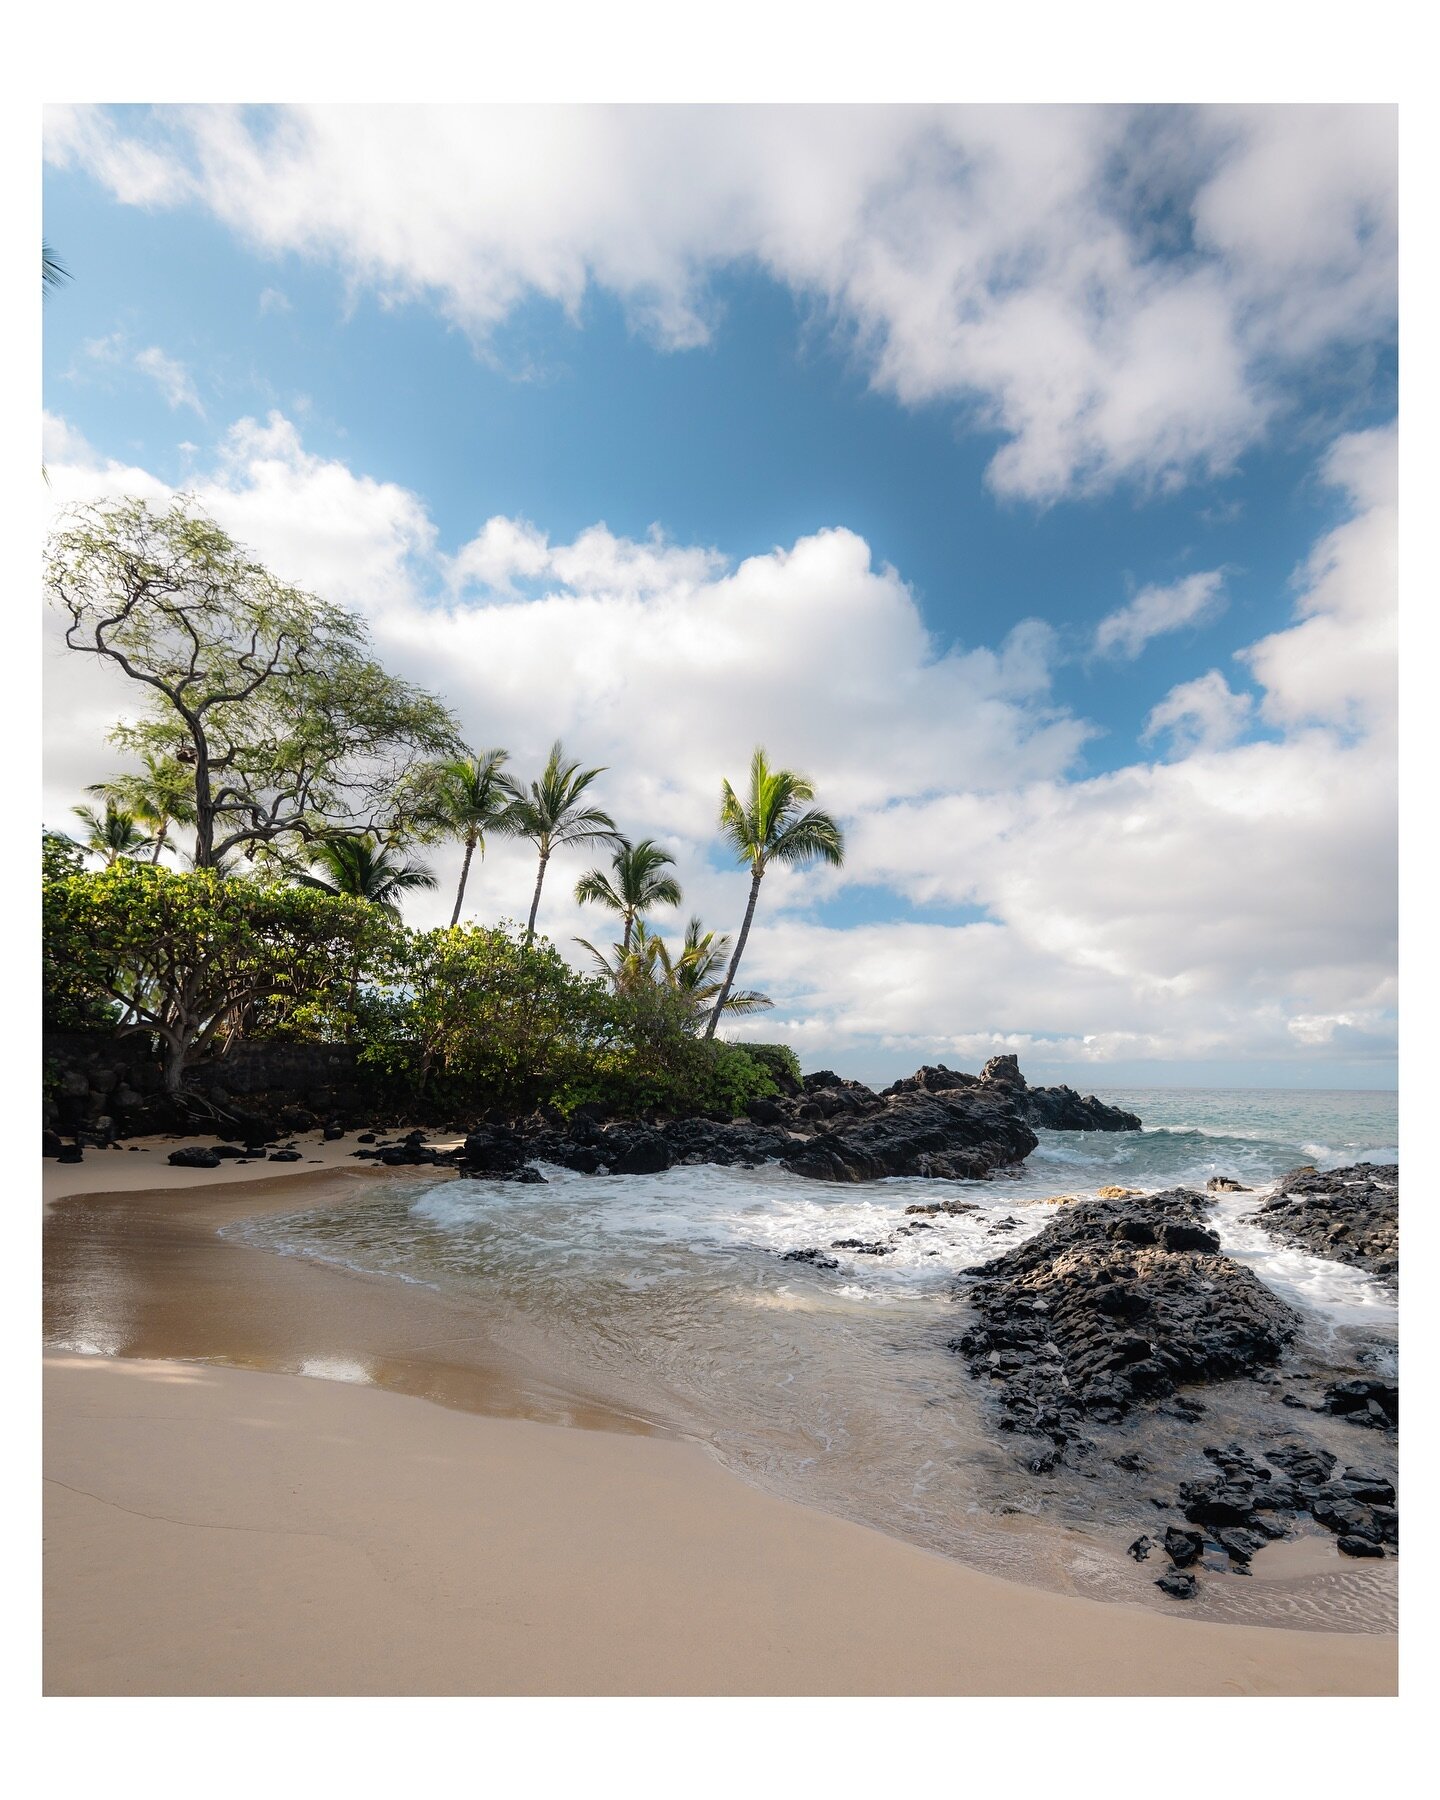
[948,1169,1399,1601]
[45,1053,1137,1184]
[1250,1163,1398,1282]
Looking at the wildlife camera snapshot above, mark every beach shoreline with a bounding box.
[42,1145,1400,1696]
[44,1352,1398,1697]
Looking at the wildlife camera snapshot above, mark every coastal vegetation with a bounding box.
[42,497,847,1123]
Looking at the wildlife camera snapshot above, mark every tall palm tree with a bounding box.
[507,740,620,940]
[297,835,437,920]
[575,837,683,951]
[87,751,198,865]
[705,748,844,1039]
[662,916,773,1018]
[71,800,152,867]
[421,748,520,925]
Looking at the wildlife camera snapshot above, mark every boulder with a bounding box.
[168,1147,221,1169]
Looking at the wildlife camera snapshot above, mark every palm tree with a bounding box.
[297,835,437,920]
[71,800,152,867]
[575,837,683,951]
[43,244,70,294]
[420,748,520,925]
[705,748,844,1039]
[87,751,198,865]
[576,920,667,996]
[660,917,773,1018]
[507,740,621,940]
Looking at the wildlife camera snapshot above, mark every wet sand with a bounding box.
[42,1150,1400,1696]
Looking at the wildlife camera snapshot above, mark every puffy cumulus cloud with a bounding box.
[1142,670,1253,754]
[45,104,1395,502]
[41,411,1394,1079]
[1093,569,1227,660]
[1243,422,1397,736]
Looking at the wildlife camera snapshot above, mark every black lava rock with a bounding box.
[1155,1571,1197,1600]
[168,1146,221,1168]
[1256,1164,1398,1282]
[951,1188,1300,1453]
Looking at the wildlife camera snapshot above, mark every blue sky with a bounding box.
[42,105,1398,1086]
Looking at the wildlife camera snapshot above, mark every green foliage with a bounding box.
[42,830,85,883]
[354,922,779,1118]
[43,864,399,1089]
[359,923,614,1109]
[47,497,460,868]
[734,1041,802,1088]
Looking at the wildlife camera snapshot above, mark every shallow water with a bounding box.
[227,1088,1398,1630]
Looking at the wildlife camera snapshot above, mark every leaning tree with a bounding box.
[47,497,461,870]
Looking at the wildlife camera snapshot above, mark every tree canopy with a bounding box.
[47,497,460,868]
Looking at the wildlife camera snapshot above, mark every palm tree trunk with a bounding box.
[525,849,550,941]
[705,867,763,1040]
[150,820,169,865]
[451,830,478,927]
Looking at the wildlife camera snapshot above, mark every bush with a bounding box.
[732,1041,802,1089]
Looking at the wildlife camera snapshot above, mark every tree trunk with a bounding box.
[705,867,763,1040]
[150,821,169,865]
[451,831,478,927]
[525,850,550,941]
[193,746,215,867]
[162,1035,188,1095]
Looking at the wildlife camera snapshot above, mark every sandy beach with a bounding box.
[42,1145,1400,1697]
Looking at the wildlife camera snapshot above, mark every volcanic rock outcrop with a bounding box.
[950,1188,1301,1451]
[1252,1163,1398,1282]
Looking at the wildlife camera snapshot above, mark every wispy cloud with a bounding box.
[1093,570,1227,660]
[134,345,205,416]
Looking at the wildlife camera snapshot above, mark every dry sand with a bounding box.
[42,1129,462,1204]
[41,1148,1400,1697]
[44,1354,1397,1697]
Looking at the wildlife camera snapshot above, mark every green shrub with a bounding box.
[732,1041,801,1088]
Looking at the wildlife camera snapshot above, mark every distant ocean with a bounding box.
[229,1086,1398,1627]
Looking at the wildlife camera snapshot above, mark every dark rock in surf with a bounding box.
[1162,1527,1204,1568]
[1254,1164,1398,1282]
[780,1248,840,1271]
[950,1188,1300,1452]
[1154,1571,1197,1600]
[785,1085,1037,1183]
[1322,1378,1398,1428]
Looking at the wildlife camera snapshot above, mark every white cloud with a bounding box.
[43,104,1396,502]
[1094,569,1227,660]
[133,346,205,415]
[1242,423,1397,735]
[41,411,1395,1079]
[1142,670,1253,754]
[258,286,291,315]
